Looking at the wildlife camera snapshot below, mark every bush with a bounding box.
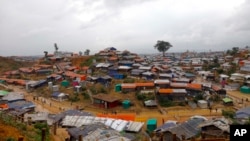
[222,109,235,119]
[69,95,80,102]
[159,99,175,107]
[123,78,135,83]
[136,94,146,101]
[82,92,90,99]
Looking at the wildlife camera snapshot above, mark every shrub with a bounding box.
[222,109,235,119]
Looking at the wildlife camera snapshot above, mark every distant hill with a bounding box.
[0,56,34,74]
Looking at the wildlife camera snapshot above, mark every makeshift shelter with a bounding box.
[222,97,233,106]
[147,118,157,132]
[72,80,79,87]
[122,100,130,109]
[199,118,230,138]
[240,86,250,94]
[121,83,136,93]
[92,94,120,109]
[29,79,47,89]
[184,73,196,79]
[2,92,24,102]
[51,92,68,101]
[135,82,155,91]
[113,73,124,79]
[162,117,205,141]
[154,121,177,133]
[197,100,208,109]
[61,80,70,87]
[144,100,157,107]
[158,89,187,102]
[96,113,136,121]
[142,71,155,80]
[97,76,112,85]
[170,83,187,89]
[211,85,227,96]
[154,79,170,88]
[0,90,9,97]
[0,100,8,110]
[8,100,35,110]
[115,84,121,92]
[66,123,134,141]
[235,106,250,124]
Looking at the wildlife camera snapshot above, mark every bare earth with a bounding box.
[7,84,250,141]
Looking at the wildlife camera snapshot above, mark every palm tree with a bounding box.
[154,40,172,57]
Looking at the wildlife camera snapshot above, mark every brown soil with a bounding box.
[0,121,24,140]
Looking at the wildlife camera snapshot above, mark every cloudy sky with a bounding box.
[0,0,250,56]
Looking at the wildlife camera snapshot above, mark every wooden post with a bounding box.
[173,134,177,141]
[201,132,205,139]
[18,136,24,141]
[78,135,83,141]
[41,128,46,141]
[53,122,57,135]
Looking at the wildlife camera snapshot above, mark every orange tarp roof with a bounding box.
[108,57,118,61]
[212,85,221,91]
[158,89,173,94]
[96,113,136,121]
[187,83,202,90]
[135,83,154,87]
[0,104,8,109]
[81,66,89,70]
[121,83,136,89]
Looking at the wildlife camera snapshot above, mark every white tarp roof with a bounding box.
[62,116,144,132]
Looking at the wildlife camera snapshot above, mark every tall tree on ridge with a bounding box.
[154,40,172,57]
[54,43,58,52]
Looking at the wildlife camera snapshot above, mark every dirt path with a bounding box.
[8,85,246,140]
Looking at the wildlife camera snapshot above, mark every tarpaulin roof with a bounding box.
[0,90,9,96]
[164,118,205,140]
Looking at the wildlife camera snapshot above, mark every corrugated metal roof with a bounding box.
[154,79,170,84]
[83,128,131,141]
[62,115,144,132]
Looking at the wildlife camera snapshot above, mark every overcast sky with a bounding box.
[1,0,250,56]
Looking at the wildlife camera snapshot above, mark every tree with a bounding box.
[54,43,58,52]
[44,51,48,61]
[79,51,83,56]
[154,40,172,57]
[44,51,48,58]
[84,49,90,55]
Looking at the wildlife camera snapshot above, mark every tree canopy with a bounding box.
[154,40,172,56]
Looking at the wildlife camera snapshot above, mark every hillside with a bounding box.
[0,56,35,74]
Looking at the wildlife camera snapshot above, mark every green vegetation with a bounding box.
[154,40,173,57]
[123,78,135,83]
[0,112,51,141]
[222,109,235,119]
[136,92,155,101]
[69,93,80,102]
[80,55,101,67]
[159,99,175,107]
[193,93,204,103]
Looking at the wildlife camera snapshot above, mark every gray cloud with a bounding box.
[0,0,250,56]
